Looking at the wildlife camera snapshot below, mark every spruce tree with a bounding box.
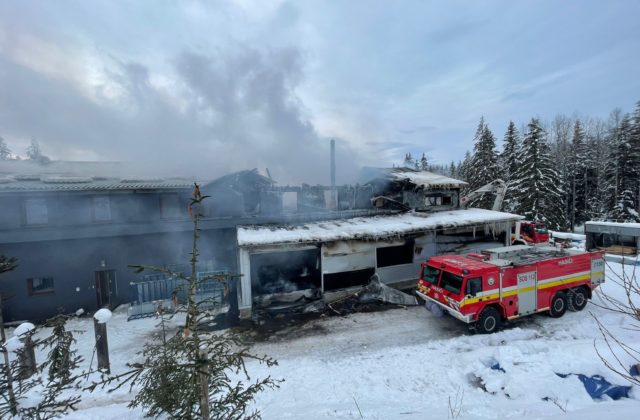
[89,185,280,419]
[500,121,521,212]
[568,120,588,229]
[0,136,11,160]
[466,117,500,208]
[608,114,640,221]
[511,118,567,229]
[420,153,428,171]
[403,153,414,169]
[26,139,51,165]
[630,102,640,212]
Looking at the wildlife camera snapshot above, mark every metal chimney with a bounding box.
[330,139,337,208]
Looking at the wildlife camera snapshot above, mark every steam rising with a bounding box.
[0,46,359,184]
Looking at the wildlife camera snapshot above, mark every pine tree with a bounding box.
[89,185,280,419]
[0,136,11,160]
[403,153,414,169]
[500,121,521,182]
[630,102,640,212]
[26,139,51,165]
[549,115,574,229]
[500,121,521,212]
[511,118,567,229]
[568,120,588,229]
[420,153,428,171]
[466,117,500,208]
[606,114,639,221]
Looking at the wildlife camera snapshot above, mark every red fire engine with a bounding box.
[512,220,550,245]
[416,245,605,334]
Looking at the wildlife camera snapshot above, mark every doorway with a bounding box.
[95,270,115,308]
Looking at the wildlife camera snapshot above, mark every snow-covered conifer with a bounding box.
[510,118,567,229]
[0,136,11,160]
[466,117,500,208]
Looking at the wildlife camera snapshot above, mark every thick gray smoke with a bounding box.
[0,46,360,185]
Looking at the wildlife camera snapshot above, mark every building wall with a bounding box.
[0,228,237,322]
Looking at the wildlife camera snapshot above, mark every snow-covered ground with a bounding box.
[5,262,640,419]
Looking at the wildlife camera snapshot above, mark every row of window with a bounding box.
[22,195,183,226]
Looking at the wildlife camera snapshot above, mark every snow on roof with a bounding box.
[237,209,523,246]
[388,169,467,189]
[0,177,195,192]
[585,221,640,230]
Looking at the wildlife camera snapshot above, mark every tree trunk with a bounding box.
[93,318,110,373]
[0,293,18,415]
[199,350,210,419]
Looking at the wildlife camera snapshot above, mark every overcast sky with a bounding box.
[1,1,639,183]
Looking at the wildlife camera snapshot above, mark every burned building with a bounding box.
[0,162,521,322]
[234,167,521,318]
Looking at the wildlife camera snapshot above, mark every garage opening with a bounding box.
[323,268,375,291]
[250,249,321,295]
[376,239,415,267]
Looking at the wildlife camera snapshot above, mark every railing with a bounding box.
[127,271,227,320]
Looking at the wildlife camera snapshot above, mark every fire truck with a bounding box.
[415,245,605,334]
[512,220,550,245]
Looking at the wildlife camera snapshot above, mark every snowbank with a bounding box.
[6,262,630,420]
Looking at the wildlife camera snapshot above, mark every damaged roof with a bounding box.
[361,167,467,189]
[0,176,195,192]
[237,208,523,246]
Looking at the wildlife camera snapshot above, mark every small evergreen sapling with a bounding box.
[92,184,280,419]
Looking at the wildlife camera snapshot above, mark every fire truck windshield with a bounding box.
[422,266,441,285]
[535,224,548,234]
[440,271,463,295]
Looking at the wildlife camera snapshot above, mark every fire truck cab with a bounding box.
[512,221,550,245]
[416,245,605,334]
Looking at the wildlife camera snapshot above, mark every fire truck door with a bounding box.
[517,270,537,315]
[591,258,605,286]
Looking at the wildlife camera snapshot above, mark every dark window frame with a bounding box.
[27,277,55,296]
[376,241,414,267]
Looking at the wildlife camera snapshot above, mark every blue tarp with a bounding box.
[555,373,632,400]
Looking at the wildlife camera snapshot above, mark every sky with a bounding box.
[0,0,639,183]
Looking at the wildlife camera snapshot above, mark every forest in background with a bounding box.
[406,102,640,230]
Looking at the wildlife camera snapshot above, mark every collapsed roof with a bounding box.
[237,208,523,246]
[361,167,468,190]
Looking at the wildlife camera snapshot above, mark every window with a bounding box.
[160,194,181,219]
[376,241,414,267]
[421,266,441,285]
[425,194,452,207]
[323,268,375,291]
[93,196,111,222]
[440,271,463,295]
[24,198,48,225]
[465,277,482,296]
[27,277,54,295]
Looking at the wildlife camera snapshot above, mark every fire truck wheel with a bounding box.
[568,287,588,311]
[477,307,501,334]
[549,292,567,318]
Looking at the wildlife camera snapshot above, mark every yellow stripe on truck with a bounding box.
[538,273,591,290]
[459,273,592,308]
